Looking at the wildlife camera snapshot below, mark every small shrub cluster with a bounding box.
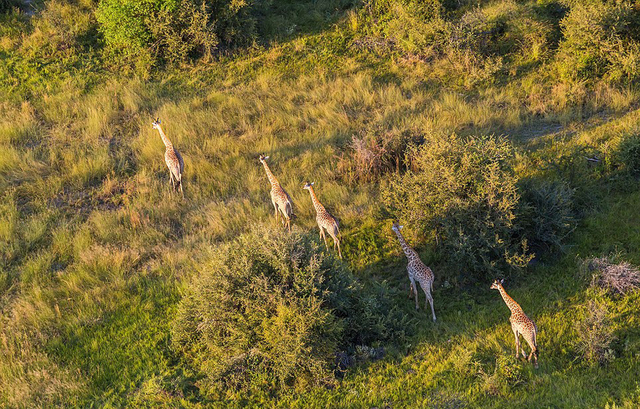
[518,179,576,255]
[96,0,262,69]
[482,354,526,396]
[615,135,640,175]
[0,0,22,13]
[575,299,616,365]
[337,126,422,183]
[383,133,531,282]
[582,255,640,295]
[557,2,640,83]
[171,225,403,395]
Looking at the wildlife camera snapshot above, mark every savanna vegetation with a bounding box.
[2,0,640,407]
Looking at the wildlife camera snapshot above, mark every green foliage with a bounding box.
[616,134,640,175]
[0,0,22,13]
[96,0,259,68]
[384,133,531,281]
[518,179,576,255]
[172,225,397,395]
[557,2,640,83]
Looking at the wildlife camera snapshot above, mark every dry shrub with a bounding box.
[582,255,640,295]
[337,126,422,183]
[575,299,616,365]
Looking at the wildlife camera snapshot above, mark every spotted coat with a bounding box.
[303,183,342,259]
[491,279,539,367]
[259,155,293,232]
[391,222,436,321]
[153,121,184,197]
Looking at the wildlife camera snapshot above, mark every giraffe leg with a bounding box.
[169,171,175,193]
[329,231,342,259]
[408,274,414,299]
[320,227,328,249]
[526,337,538,367]
[179,178,184,198]
[424,287,436,322]
[411,278,419,311]
[513,329,521,359]
[273,202,279,221]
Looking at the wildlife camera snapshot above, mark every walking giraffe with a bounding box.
[391,221,436,321]
[259,155,294,232]
[152,118,184,198]
[303,182,342,259]
[490,279,539,368]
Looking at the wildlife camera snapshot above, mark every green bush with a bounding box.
[518,179,576,255]
[96,0,260,67]
[171,225,401,395]
[616,135,640,175]
[0,0,21,13]
[383,133,531,282]
[557,2,640,83]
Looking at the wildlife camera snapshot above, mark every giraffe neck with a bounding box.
[497,286,522,313]
[393,228,418,261]
[155,126,173,149]
[308,187,326,213]
[261,161,280,187]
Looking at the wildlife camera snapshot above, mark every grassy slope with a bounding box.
[2,1,640,407]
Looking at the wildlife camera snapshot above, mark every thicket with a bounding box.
[96,0,263,69]
[0,0,22,13]
[557,2,640,83]
[172,225,407,396]
[383,133,578,282]
[383,133,529,281]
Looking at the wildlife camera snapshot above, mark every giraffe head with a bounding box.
[303,182,315,190]
[490,279,505,290]
[259,154,270,163]
[152,118,162,130]
[391,221,403,232]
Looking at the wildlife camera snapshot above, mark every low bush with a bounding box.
[615,135,640,175]
[383,133,531,282]
[582,255,640,295]
[96,0,261,68]
[337,126,422,184]
[171,225,403,396]
[0,0,22,13]
[518,179,576,255]
[575,299,616,365]
[557,3,640,83]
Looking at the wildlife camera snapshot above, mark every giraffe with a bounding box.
[303,182,342,259]
[152,118,184,198]
[259,155,294,232]
[391,221,436,321]
[490,279,539,368]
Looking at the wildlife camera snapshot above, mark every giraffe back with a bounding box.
[165,148,183,180]
[408,257,434,287]
[271,184,293,218]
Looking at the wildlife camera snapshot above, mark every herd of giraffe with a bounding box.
[152,119,539,368]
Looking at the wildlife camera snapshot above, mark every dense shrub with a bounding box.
[172,225,402,395]
[0,0,21,13]
[615,135,640,175]
[383,133,531,282]
[359,0,444,55]
[557,3,640,83]
[21,0,98,59]
[518,179,576,255]
[96,0,260,67]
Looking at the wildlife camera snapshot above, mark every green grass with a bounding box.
[2,0,640,407]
